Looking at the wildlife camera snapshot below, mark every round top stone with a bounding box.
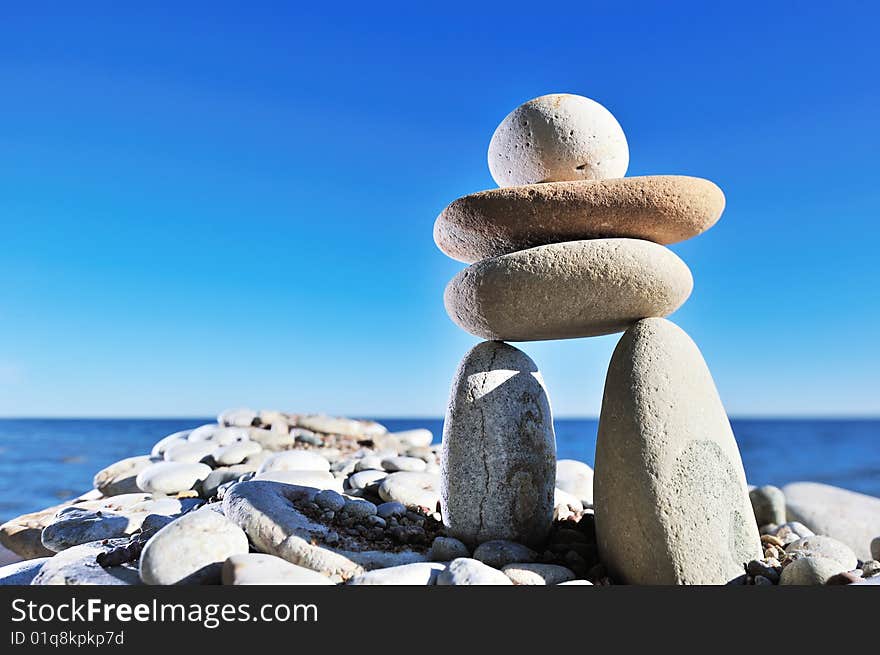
[488,93,628,187]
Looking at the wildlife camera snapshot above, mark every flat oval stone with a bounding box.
[594,318,762,584]
[473,540,538,568]
[785,535,858,571]
[254,470,343,493]
[292,415,387,438]
[257,451,331,474]
[212,440,262,466]
[783,482,880,561]
[347,562,445,585]
[502,563,576,585]
[150,430,191,457]
[32,539,141,586]
[381,456,426,473]
[780,556,845,585]
[136,462,212,495]
[441,341,555,546]
[41,495,202,552]
[140,509,249,585]
[435,176,725,263]
[163,440,216,463]
[444,239,692,341]
[222,553,334,585]
[436,558,512,585]
[390,429,434,448]
[93,455,156,497]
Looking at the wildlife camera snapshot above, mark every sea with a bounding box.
[0,418,878,524]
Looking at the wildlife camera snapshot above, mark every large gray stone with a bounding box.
[444,239,692,342]
[41,495,201,552]
[441,341,556,547]
[139,508,249,585]
[223,481,426,582]
[595,318,762,584]
[783,482,880,561]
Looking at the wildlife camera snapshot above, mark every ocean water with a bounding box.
[0,418,878,524]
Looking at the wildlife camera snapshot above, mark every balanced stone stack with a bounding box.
[435,93,762,583]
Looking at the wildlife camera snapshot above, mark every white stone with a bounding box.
[140,509,249,585]
[487,93,628,187]
[222,553,334,585]
[254,470,343,492]
[347,562,445,585]
[136,462,212,495]
[0,558,49,585]
[257,451,331,474]
[555,460,594,506]
[150,430,191,457]
[32,539,141,585]
[163,440,216,463]
[391,429,433,448]
[212,440,262,466]
[437,558,512,585]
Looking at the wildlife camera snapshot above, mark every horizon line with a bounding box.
[1,414,879,421]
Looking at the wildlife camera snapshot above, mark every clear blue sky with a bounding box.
[1,2,877,418]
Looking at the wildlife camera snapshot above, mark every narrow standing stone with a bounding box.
[440,341,556,547]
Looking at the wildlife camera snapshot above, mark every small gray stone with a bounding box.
[871,536,880,561]
[381,456,427,473]
[779,556,844,585]
[347,470,387,491]
[502,563,576,585]
[473,540,538,568]
[785,535,858,571]
[341,499,377,519]
[749,485,786,526]
[429,536,470,561]
[347,562,445,585]
[861,560,880,578]
[315,490,346,512]
[376,502,407,520]
[0,558,49,585]
[437,558,512,585]
[139,509,249,585]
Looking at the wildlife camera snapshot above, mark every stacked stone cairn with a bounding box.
[435,93,763,584]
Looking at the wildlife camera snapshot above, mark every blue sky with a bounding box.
[0,2,877,417]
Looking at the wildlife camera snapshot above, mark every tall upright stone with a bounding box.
[595,318,761,584]
[441,341,556,547]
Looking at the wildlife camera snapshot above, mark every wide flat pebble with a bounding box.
[444,239,692,341]
[435,176,725,263]
[437,558,512,585]
[222,553,334,585]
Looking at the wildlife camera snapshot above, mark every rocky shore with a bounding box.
[0,408,877,586]
[1,93,878,587]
